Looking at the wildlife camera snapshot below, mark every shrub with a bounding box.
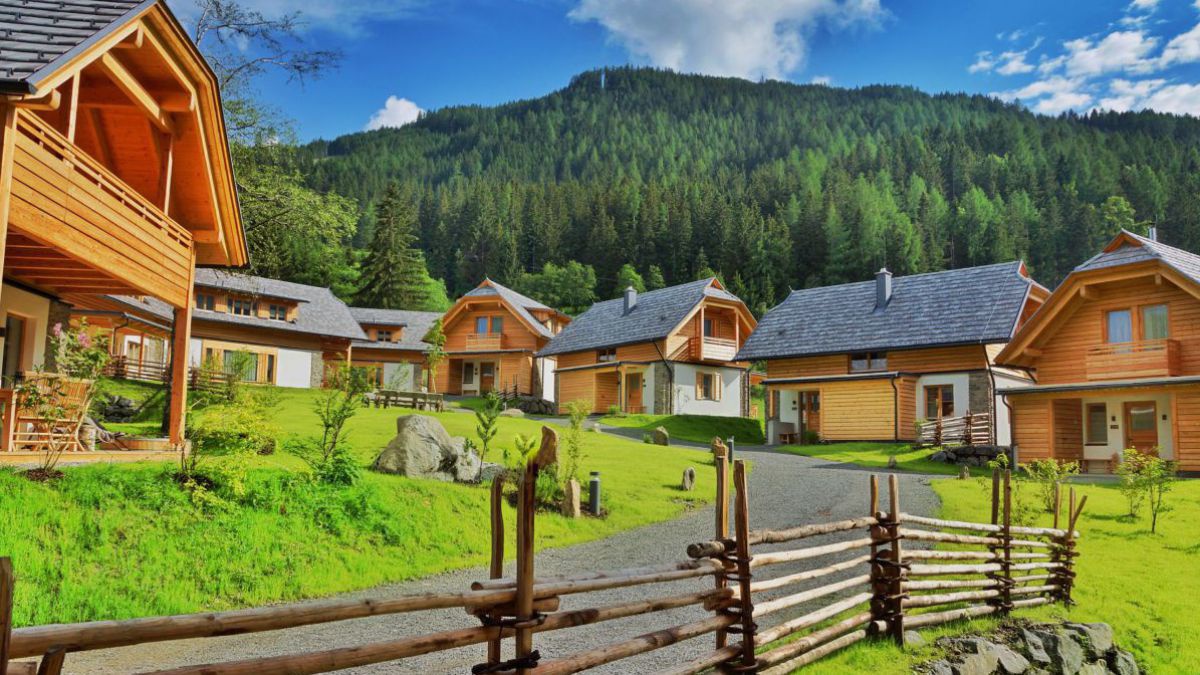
[1022,458,1080,512]
[295,366,370,486]
[561,401,590,487]
[1118,448,1177,533]
[606,404,624,417]
[475,391,502,474]
[801,429,821,445]
[983,452,1037,526]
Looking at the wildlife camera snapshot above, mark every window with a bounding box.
[230,299,255,317]
[1106,309,1132,343]
[924,384,954,419]
[696,372,721,401]
[195,294,215,311]
[490,316,503,334]
[850,352,887,372]
[268,304,288,321]
[703,318,715,337]
[475,317,488,334]
[462,363,475,384]
[265,354,276,384]
[376,330,393,342]
[223,350,259,383]
[597,348,617,363]
[1142,304,1169,340]
[1086,403,1107,445]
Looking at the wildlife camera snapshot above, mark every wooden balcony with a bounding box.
[1085,339,1181,381]
[692,336,739,362]
[466,333,504,351]
[5,109,193,307]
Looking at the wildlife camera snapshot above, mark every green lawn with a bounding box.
[599,412,765,445]
[93,377,167,436]
[1,384,717,626]
[777,441,987,476]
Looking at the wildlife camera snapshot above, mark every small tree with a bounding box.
[561,400,590,487]
[296,365,370,485]
[1115,450,1151,517]
[475,391,502,478]
[1022,458,1080,512]
[424,318,447,393]
[1119,448,1177,533]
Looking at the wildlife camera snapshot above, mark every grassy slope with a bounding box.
[2,386,716,626]
[93,377,167,436]
[599,413,765,445]
[777,442,986,476]
[809,477,1200,673]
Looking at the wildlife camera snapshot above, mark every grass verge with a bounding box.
[599,412,765,445]
[776,442,986,476]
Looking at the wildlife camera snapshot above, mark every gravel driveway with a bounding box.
[59,442,941,674]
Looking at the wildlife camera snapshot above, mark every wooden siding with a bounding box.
[444,304,545,353]
[766,355,848,378]
[888,345,989,372]
[1032,276,1200,384]
[595,372,620,411]
[556,352,596,369]
[779,378,896,441]
[557,369,597,412]
[1052,399,1083,462]
[616,341,662,362]
[1175,390,1200,471]
[1012,397,1052,461]
[897,375,918,441]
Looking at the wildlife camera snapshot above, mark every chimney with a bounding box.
[1147,226,1158,242]
[623,286,638,314]
[875,268,893,312]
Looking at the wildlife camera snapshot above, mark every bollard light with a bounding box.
[726,436,736,463]
[589,471,601,515]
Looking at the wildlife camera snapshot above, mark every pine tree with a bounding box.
[354,183,432,309]
[645,265,666,290]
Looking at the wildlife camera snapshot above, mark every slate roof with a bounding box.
[191,269,366,340]
[1074,230,1200,284]
[538,278,744,357]
[463,280,559,339]
[348,307,441,352]
[0,0,150,94]
[737,262,1039,361]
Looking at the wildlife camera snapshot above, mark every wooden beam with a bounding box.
[137,21,198,110]
[65,75,80,142]
[6,90,60,111]
[87,108,114,167]
[167,249,196,445]
[115,26,145,49]
[150,127,174,214]
[93,52,173,134]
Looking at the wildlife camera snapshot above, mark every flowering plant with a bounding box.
[50,319,110,380]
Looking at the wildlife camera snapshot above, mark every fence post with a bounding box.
[871,475,906,646]
[867,475,888,639]
[712,437,732,651]
[514,427,558,675]
[485,476,505,667]
[1,557,13,675]
[985,469,1004,614]
[999,470,1013,614]
[1057,488,1086,606]
[731,460,757,672]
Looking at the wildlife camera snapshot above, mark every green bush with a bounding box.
[1022,458,1080,512]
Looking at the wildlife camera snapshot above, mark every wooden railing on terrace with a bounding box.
[0,432,1084,675]
[916,411,991,447]
[1085,339,1180,380]
[466,333,505,351]
[103,356,169,384]
[691,336,739,362]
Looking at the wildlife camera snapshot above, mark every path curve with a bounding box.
[61,442,942,674]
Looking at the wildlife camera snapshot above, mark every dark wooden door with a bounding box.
[1123,401,1158,453]
[626,373,643,413]
[480,362,496,393]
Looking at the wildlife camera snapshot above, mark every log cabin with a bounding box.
[349,307,441,391]
[0,0,247,450]
[434,279,570,398]
[741,263,1048,446]
[996,230,1200,473]
[538,279,757,416]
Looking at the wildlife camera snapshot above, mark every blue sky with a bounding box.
[180,0,1200,141]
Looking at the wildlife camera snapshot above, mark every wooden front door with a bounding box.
[800,391,820,435]
[1123,401,1159,453]
[626,373,643,413]
[480,362,496,393]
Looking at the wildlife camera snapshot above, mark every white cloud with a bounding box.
[1129,0,1160,10]
[1142,82,1200,114]
[365,96,423,130]
[1034,90,1093,114]
[996,49,1035,75]
[1160,23,1200,67]
[1063,31,1158,77]
[968,51,996,74]
[996,75,1086,101]
[811,75,833,85]
[1097,77,1165,110]
[568,0,886,81]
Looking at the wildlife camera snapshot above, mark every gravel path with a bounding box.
[58,442,942,675]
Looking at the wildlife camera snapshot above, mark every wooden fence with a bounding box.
[0,429,1083,675]
[916,411,991,447]
[102,356,169,384]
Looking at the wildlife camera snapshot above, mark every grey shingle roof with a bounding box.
[190,269,366,340]
[464,280,558,339]
[538,278,743,356]
[737,262,1038,361]
[348,307,441,352]
[0,0,150,94]
[1075,230,1200,284]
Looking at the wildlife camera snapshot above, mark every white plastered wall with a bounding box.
[0,283,51,373]
[540,357,557,402]
[672,363,742,417]
[915,373,971,420]
[1075,393,1174,461]
[275,349,315,388]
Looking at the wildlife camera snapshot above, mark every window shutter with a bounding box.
[695,372,702,399]
[714,374,722,401]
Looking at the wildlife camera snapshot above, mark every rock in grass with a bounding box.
[373,414,480,482]
[1020,629,1052,666]
[903,630,927,647]
[561,479,581,518]
[993,643,1031,674]
[1064,623,1114,659]
[652,426,670,446]
[959,464,971,479]
[1107,649,1140,675]
[499,407,524,418]
[681,467,696,491]
[887,456,898,469]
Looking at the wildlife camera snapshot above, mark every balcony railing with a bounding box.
[465,333,504,351]
[692,336,739,362]
[1085,339,1181,381]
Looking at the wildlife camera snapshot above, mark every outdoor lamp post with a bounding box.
[727,436,735,463]
[589,471,601,515]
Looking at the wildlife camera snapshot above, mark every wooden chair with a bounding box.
[11,372,93,453]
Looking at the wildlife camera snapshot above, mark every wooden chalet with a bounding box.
[996,230,1200,473]
[0,0,246,452]
[434,279,569,398]
[538,279,757,416]
[349,307,441,390]
[742,264,1047,445]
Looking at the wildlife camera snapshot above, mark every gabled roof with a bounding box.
[191,270,366,340]
[453,279,565,340]
[538,278,748,357]
[738,262,1042,361]
[349,307,441,352]
[996,230,1200,367]
[0,0,148,94]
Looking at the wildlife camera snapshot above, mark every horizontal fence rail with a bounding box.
[0,433,1085,675]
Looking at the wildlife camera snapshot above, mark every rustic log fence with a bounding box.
[0,430,1084,675]
[916,411,991,447]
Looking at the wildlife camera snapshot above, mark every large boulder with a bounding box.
[499,407,525,418]
[652,426,670,446]
[373,415,481,482]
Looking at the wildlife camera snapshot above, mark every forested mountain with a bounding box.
[294,67,1200,315]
